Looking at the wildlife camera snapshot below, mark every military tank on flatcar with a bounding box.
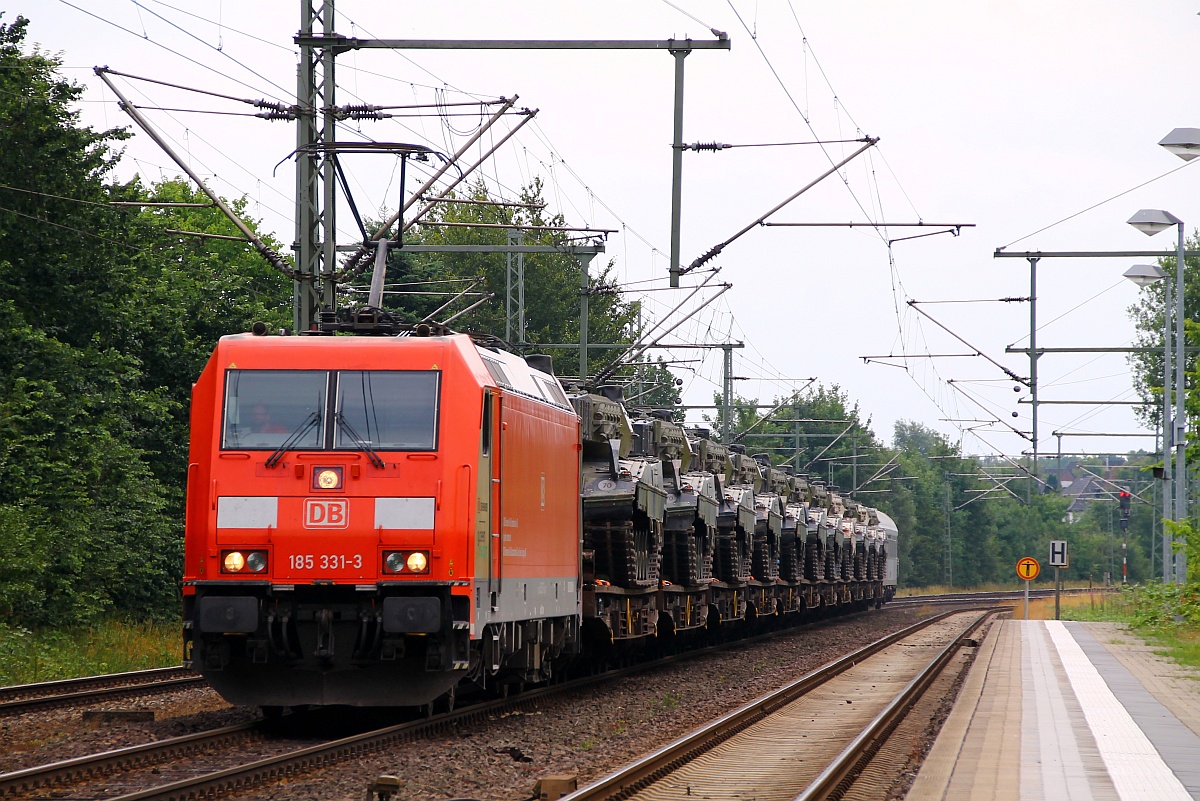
[628,411,715,637]
[685,437,747,625]
[572,386,665,647]
[876,508,900,603]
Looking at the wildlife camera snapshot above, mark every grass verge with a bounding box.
[0,619,179,686]
[1058,583,1200,672]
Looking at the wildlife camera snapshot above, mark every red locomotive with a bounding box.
[183,329,582,707]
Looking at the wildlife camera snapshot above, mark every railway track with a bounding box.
[0,676,606,801]
[557,607,996,801]
[0,597,1004,800]
[0,587,1022,716]
[891,586,1113,607]
[0,606,916,801]
[0,667,204,716]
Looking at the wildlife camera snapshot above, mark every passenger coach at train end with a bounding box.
[182,331,583,708]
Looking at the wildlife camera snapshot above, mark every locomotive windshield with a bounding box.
[336,371,439,450]
[222,370,327,449]
[221,369,439,451]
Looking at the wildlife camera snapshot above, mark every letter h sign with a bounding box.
[1049,540,1068,568]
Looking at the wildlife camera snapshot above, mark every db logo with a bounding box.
[305,499,349,528]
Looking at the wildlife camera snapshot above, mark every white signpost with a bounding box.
[1049,540,1068,619]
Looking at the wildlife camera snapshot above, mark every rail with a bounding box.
[556,608,995,801]
[0,667,203,716]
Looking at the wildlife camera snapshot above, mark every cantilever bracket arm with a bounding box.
[679,137,879,279]
[907,299,1028,387]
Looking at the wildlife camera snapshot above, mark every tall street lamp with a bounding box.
[1124,262,1173,582]
[1128,209,1187,584]
[1159,127,1200,162]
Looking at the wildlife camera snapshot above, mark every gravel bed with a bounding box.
[234,606,929,801]
[0,685,254,774]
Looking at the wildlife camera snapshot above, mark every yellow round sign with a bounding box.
[1017,557,1040,581]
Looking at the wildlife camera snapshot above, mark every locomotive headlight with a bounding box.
[382,551,431,574]
[313,467,344,490]
[221,550,267,573]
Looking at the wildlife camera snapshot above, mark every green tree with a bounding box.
[712,385,877,481]
[887,422,998,587]
[0,16,290,625]
[1127,233,1200,432]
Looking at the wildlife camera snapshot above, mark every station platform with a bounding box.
[907,619,1200,801]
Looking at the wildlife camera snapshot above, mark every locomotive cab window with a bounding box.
[221,369,439,452]
[336,371,439,451]
[223,370,327,449]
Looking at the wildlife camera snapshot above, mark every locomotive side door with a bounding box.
[478,390,503,610]
[490,393,503,605]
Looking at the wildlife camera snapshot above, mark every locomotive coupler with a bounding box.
[314,608,335,662]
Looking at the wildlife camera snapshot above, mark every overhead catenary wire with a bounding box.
[64,2,1044,458]
[140,0,295,54]
[336,97,521,278]
[683,137,879,275]
[96,67,292,277]
[100,69,297,225]
[56,0,290,102]
[999,158,1199,250]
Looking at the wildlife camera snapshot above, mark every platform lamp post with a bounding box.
[1127,209,1187,584]
[1124,263,1173,582]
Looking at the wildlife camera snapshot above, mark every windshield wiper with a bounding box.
[265,411,321,468]
[335,412,385,469]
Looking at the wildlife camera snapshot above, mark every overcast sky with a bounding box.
[16,0,1200,464]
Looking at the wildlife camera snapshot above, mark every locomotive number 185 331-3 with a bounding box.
[287,553,364,570]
